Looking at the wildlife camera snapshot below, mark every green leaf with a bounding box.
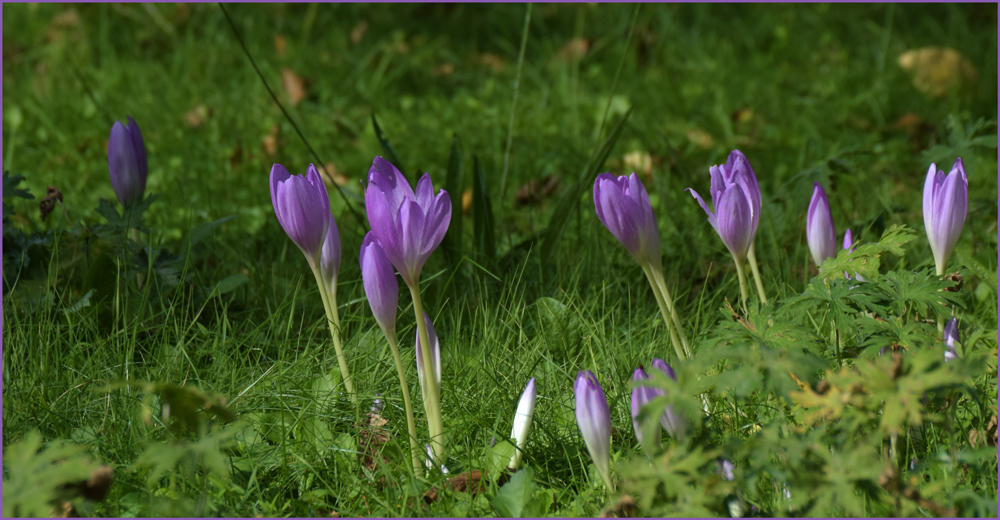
[212,274,249,296]
[472,155,496,264]
[371,113,407,181]
[540,106,632,261]
[535,296,582,361]
[817,224,915,281]
[492,466,538,518]
[486,440,516,479]
[2,431,99,518]
[179,215,235,255]
[442,134,465,265]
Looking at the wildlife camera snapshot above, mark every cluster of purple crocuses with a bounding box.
[107,116,971,489]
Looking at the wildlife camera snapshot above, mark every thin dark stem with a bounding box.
[219,3,366,232]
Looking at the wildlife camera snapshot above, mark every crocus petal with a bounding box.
[843,228,854,251]
[630,368,662,451]
[397,200,427,286]
[419,190,452,259]
[922,164,941,236]
[274,173,330,259]
[715,181,753,261]
[650,358,687,439]
[807,182,837,266]
[415,173,436,212]
[368,156,414,220]
[594,174,642,259]
[509,377,537,470]
[270,164,292,215]
[944,317,959,362]
[574,371,614,491]
[360,232,398,338]
[686,188,719,232]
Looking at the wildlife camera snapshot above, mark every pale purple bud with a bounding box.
[270,163,331,261]
[360,232,399,338]
[593,172,662,267]
[365,157,451,287]
[806,182,837,266]
[509,377,537,470]
[944,317,959,362]
[108,116,148,207]
[415,312,441,397]
[651,358,687,439]
[320,213,342,292]
[574,371,614,491]
[371,393,384,414]
[630,368,662,450]
[923,158,968,274]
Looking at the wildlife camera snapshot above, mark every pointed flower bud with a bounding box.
[651,358,687,439]
[630,368,662,451]
[574,371,614,491]
[415,312,441,397]
[320,214,341,293]
[806,182,837,266]
[593,172,662,267]
[687,150,761,262]
[923,158,968,274]
[843,228,855,252]
[944,317,959,362]
[365,157,451,287]
[108,116,148,208]
[360,232,399,338]
[509,377,537,470]
[270,164,331,261]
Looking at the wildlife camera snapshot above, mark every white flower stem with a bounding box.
[642,265,685,362]
[409,284,446,466]
[385,330,423,476]
[650,266,692,358]
[308,260,355,402]
[734,258,750,312]
[747,243,768,305]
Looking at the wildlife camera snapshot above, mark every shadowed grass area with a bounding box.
[3,3,997,518]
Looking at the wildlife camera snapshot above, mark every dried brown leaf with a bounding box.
[274,34,287,57]
[281,67,306,107]
[350,20,369,44]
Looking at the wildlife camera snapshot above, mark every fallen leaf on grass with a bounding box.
[515,176,560,206]
[319,163,350,187]
[281,67,306,107]
[262,125,280,156]
[274,34,287,57]
[184,104,209,128]
[479,53,506,73]
[432,62,455,77]
[686,128,714,150]
[622,150,653,182]
[461,188,473,215]
[350,20,369,44]
[556,37,591,62]
[898,47,977,98]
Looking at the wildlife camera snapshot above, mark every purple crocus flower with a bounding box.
[806,182,837,266]
[509,377,537,470]
[270,163,331,261]
[631,367,662,450]
[923,158,968,274]
[593,172,662,267]
[360,232,399,338]
[365,156,452,287]
[651,358,687,439]
[107,116,148,207]
[574,370,614,491]
[687,150,761,262]
[944,317,959,362]
[415,312,441,397]
[320,215,342,292]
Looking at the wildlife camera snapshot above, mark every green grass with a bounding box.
[3,3,997,517]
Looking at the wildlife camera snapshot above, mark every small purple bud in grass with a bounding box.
[842,229,865,281]
[593,172,662,267]
[415,312,441,396]
[718,458,736,481]
[270,163,330,261]
[944,317,959,362]
[651,358,687,439]
[631,368,662,450]
[371,393,384,414]
[365,156,451,287]
[806,182,837,266]
[574,371,614,491]
[425,444,449,474]
[687,150,761,263]
[108,116,148,208]
[923,158,968,274]
[360,232,399,338]
[509,377,537,470]
[320,213,341,292]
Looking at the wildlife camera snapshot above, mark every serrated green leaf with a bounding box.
[492,466,537,517]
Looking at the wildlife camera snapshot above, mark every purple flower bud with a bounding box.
[107,116,148,207]
[415,312,441,397]
[688,150,761,262]
[593,172,662,267]
[806,182,837,266]
[371,393,384,414]
[631,368,662,450]
[360,232,399,338]
[509,377,537,470]
[320,214,342,291]
[944,317,959,362]
[718,458,736,481]
[651,358,687,439]
[365,157,451,287]
[574,371,614,491]
[923,158,968,274]
[843,228,855,252]
[270,164,331,261]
